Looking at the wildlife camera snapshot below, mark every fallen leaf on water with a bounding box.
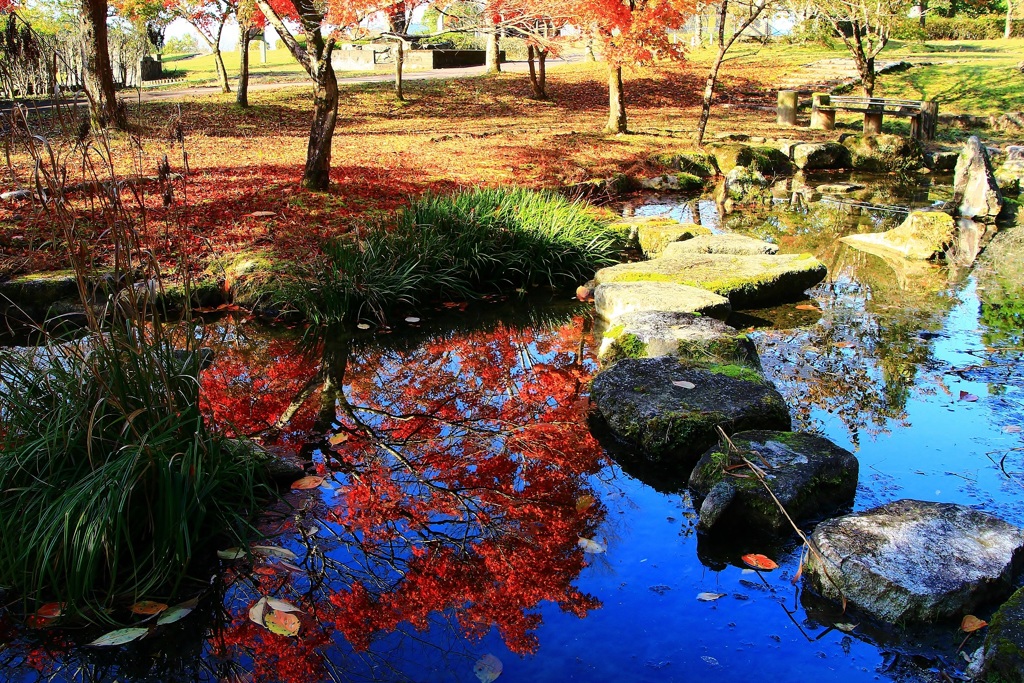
[290,476,325,491]
[328,433,349,446]
[577,537,606,554]
[575,494,595,512]
[672,380,696,389]
[474,654,503,683]
[833,341,856,349]
[156,601,195,626]
[961,615,987,632]
[264,611,301,637]
[1004,425,1021,434]
[249,597,269,626]
[253,545,299,561]
[265,598,302,613]
[356,323,371,330]
[795,304,820,312]
[129,601,168,616]
[35,602,64,619]
[404,316,421,324]
[959,391,979,402]
[835,622,859,633]
[217,548,246,561]
[696,592,726,602]
[741,553,779,571]
[88,627,149,647]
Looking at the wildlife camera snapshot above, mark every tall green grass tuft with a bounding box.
[289,187,624,325]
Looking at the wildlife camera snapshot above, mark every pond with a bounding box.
[1,178,1022,683]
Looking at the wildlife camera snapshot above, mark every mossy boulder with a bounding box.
[594,253,828,308]
[594,282,731,320]
[840,210,957,261]
[709,143,794,176]
[981,587,1024,682]
[663,234,778,256]
[805,500,1024,623]
[598,311,759,366]
[636,221,712,258]
[640,173,705,193]
[792,142,853,171]
[0,270,80,318]
[650,151,720,177]
[688,430,858,534]
[589,356,791,465]
[722,166,772,203]
[995,158,1024,195]
[842,134,924,173]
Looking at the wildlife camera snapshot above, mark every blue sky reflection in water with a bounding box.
[2,232,1024,681]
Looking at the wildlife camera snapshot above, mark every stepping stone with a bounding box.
[635,220,711,258]
[816,183,864,194]
[688,430,858,534]
[841,210,956,261]
[805,500,1024,623]
[590,357,791,463]
[663,234,778,256]
[594,282,730,321]
[598,311,758,365]
[594,253,827,308]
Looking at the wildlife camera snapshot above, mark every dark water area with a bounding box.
[1,179,1023,682]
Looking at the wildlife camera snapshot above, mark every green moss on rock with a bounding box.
[709,143,794,176]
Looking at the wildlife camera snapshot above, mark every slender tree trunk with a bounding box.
[605,64,626,133]
[485,16,501,73]
[213,47,230,93]
[526,46,548,99]
[237,28,252,107]
[862,55,875,96]
[1007,0,1014,39]
[79,0,127,129]
[394,41,404,101]
[538,49,547,98]
[696,47,726,145]
[303,55,339,190]
[584,35,596,61]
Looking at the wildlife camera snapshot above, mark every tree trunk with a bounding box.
[527,45,547,99]
[485,17,501,74]
[394,41,404,101]
[213,47,230,93]
[696,47,727,145]
[584,36,596,61]
[1007,0,1014,39]
[303,57,339,191]
[79,0,127,129]
[538,49,547,98]
[237,29,252,107]
[862,55,875,97]
[605,64,626,133]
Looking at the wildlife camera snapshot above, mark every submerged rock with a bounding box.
[663,234,778,256]
[981,586,1024,682]
[589,356,791,463]
[953,136,1003,221]
[840,210,956,261]
[598,311,758,365]
[709,143,794,176]
[594,253,828,308]
[805,500,1024,623]
[842,134,923,173]
[792,142,852,171]
[689,430,858,534]
[594,282,731,320]
[635,220,712,258]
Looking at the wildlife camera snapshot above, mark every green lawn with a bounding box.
[155,48,308,86]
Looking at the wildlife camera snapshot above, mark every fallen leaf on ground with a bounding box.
[290,476,325,490]
[129,601,168,616]
[961,615,987,632]
[741,553,779,571]
[245,211,276,218]
[672,380,696,389]
[795,304,820,311]
[697,592,726,601]
[88,627,149,647]
[577,537,606,554]
[474,654,503,683]
[264,611,301,637]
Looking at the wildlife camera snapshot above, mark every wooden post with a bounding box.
[864,110,883,134]
[811,93,835,130]
[260,37,267,64]
[777,90,798,126]
[923,100,938,140]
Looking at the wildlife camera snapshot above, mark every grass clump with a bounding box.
[290,187,624,325]
[0,320,271,618]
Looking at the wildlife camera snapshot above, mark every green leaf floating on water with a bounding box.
[217,548,246,560]
[157,600,197,626]
[252,545,299,561]
[88,627,149,647]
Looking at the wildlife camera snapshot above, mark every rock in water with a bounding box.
[805,500,1024,623]
[594,282,731,321]
[995,146,1024,194]
[840,210,956,261]
[639,173,705,193]
[634,220,711,258]
[981,586,1024,682]
[792,142,852,171]
[708,143,794,175]
[953,136,1003,221]
[594,253,827,308]
[663,234,778,256]
[842,134,923,173]
[589,356,791,464]
[598,311,758,366]
[689,430,858,534]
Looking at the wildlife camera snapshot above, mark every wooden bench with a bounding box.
[810,94,938,140]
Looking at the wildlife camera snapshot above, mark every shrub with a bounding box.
[892,15,1024,40]
[287,187,624,325]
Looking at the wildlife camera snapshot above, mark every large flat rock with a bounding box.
[594,253,827,308]
[663,234,778,256]
[806,500,1024,623]
[636,221,711,258]
[689,430,858,534]
[840,210,956,261]
[598,311,758,366]
[594,282,731,320]
[590,356,791,463]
